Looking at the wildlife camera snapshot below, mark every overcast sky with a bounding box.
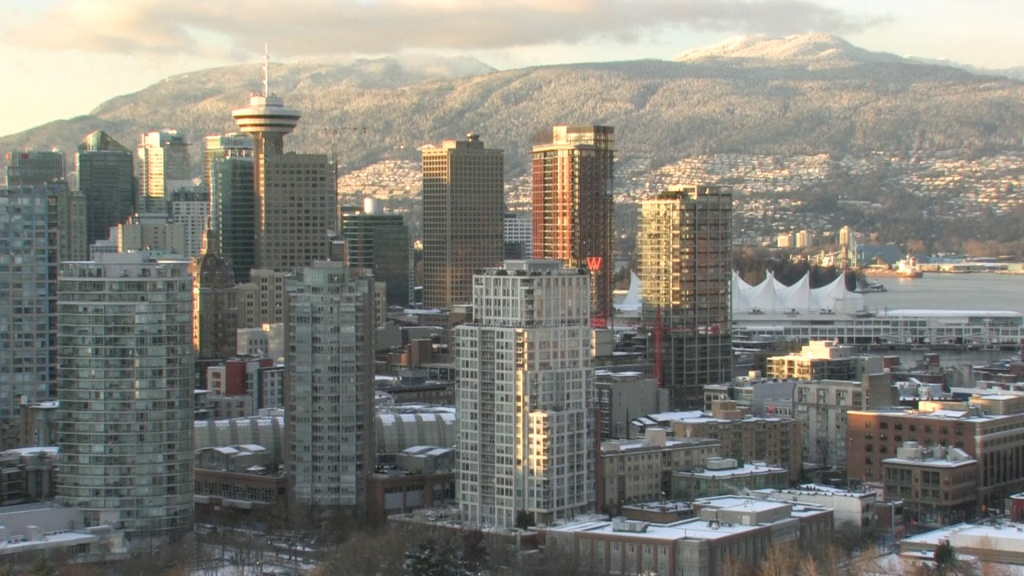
[1,0,1022,136]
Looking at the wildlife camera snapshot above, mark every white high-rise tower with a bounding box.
[455,260,595,528]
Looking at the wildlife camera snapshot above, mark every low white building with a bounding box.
[753,483,876,530]
[0,503,127,562]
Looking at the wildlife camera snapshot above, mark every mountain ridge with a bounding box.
[3,35,1023,175]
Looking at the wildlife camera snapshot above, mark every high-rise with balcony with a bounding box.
[77,131,135,244]
[531,126,614,327]
[421,134,504,309]
[5,150,86,263]
[286,262,375,521]
[137,130,190,213]
[639,185,732,409]
[455,260,595,528]
[56,252,194,536]
[0,183,60,433]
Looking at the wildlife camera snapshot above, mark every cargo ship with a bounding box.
[862,255,924,278]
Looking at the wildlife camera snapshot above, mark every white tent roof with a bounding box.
[616,272,643,313]
[733,272,864,314]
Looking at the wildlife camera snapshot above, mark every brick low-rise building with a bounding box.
[672,458,789,500]
[193,444,288,523]
[598,428,719,513]
[546,497,833,576]
[635,400,802,481]
[367,445,456,525]
[847,395,1024,511]
[882,441,977,529]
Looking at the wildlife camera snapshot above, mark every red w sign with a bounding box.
[586,256,603,272]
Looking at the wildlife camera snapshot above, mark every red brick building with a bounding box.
[847,399,1024,511]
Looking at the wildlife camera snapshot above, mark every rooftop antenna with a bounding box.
[262,42,269,97]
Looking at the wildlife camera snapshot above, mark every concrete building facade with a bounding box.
[595,371,669,440]
[882,441,977,529]
[599,429,719,512]
[767,340,883,381]
[286,262,376,520]
[847,397,1024,511]
[259,153,334,272]
[137,130,189,213]
[236,268,289,329]
[0,183,61,428]
[455,260,595,528]
[793,374,897,468]
[421,135,504,309]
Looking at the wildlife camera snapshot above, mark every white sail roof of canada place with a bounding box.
[732,271,864,314]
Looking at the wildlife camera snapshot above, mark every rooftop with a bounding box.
[902,521,1024,551]
[676,461,786,479]
[548,516,765,542]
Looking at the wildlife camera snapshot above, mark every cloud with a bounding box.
[3,0,880,58]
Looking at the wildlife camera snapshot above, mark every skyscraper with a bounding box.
[0,183,60,430]
[167,187,209,258]
[503,211,532,260]
[286,261,375,520]
[232,64,332,273]
[235,268,289,329]
[5,150,65,186]
[137,130,190,213]
[57,252,194,536]
[53,182,88,262]
[639,185,733,409]
[260,153,334,272]
[77,131,135,244]
[455,260,595,528]
[193,251,238,360]
[341,199,411,308]
[531,125,614,326]
[210,153,255,282]
[203,133,253,196]
[421,134,504,309]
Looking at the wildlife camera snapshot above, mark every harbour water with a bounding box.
[860,273,1024,314]
[857,273,1024,366]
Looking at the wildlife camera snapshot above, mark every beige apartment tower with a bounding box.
[137,130,190,213]
[236,268,289,329]
[640,185,732,409]
[421,134,504,309]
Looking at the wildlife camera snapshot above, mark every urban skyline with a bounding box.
[2,9,1024,572]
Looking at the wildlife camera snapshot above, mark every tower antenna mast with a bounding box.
[262,43,269,97]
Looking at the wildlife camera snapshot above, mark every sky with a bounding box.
[0,0,1022,136]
